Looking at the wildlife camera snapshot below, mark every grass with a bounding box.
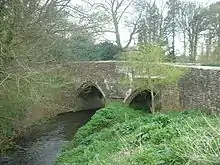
[56,102,220,165]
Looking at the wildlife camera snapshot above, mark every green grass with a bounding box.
[56,102,220,165]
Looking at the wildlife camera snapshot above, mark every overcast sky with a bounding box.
[71,0,218,6]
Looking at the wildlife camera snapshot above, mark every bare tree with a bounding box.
[0,0,73,68]
[71,0,143,50]
[176,2,206,62]
[136,0,167,47]
[177,2,188,59]
[165,0,181,62]
[207,2,220,46]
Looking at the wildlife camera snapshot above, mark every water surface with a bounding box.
[3,110,96,165]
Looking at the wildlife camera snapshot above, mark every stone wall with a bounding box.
[179,67,220,113]
[62,61,129,98]
[160,84,181,112]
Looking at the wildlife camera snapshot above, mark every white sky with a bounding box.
[70,0,219,54]
[72,0,218,4]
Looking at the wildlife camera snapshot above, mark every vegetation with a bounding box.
[0,0,118,153]
[73,0,220,63]
[121,44,187,112]
[72,41,120,61]
[0,0,70,152]
[0,67,74,152]
[1,0,220,156]
[56,102,220,165]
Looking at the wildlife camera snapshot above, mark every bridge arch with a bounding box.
[124,89,158,113]
[74,81,106,111]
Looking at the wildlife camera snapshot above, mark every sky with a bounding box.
[70,0,219,54]
[71,0,218,5]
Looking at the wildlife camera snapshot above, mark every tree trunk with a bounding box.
[188,30,194,62]
[206,33,212,59]
[183,30,186,62]
[171,25,175,62]
[112,13,122,50]
[193,34,198,62]
[150,89,155,113]
[189,39,193,61]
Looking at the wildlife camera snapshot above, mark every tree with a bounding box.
[50,36,120,61]
[177,1,188,59]
[71,0,143,50]
[176,1,206,62]
[187,3,206,62]
[207,2,220,46]
[92,41,120,60]
[0,0,73,68]
[136,0,167,46]
[201,2,220,63]
[49,28,95,61]
[0,0,76,152]
[122,44,186,113]
[165,0,181,62]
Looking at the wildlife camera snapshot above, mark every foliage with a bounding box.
[56,102,220,165]
[70,0,220,61]
[121,44,187,112]
[0,0,77,152]
[91,42,120,61]
[0,0,118,153]
[71,41,120,61]
[51,37,120,61]
[0,66,74,153]
[59,31,95,61]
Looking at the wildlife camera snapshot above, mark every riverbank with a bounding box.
[3,110,97,165]
[56,102,220,165]
[0,65,75,153]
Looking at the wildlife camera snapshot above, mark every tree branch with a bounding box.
[117,0,133,22]
[124,11,143,49]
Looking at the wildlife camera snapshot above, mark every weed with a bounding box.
[56,103,220,165]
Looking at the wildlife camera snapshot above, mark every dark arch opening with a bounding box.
[129,90,156,113]
[75,83,106,111]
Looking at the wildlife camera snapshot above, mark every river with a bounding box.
[1,109,97,165]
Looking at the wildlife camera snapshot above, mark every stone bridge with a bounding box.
[54,61,220,114]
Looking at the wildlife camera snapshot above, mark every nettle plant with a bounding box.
[122,44,187,113]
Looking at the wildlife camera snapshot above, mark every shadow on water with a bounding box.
[1,109,98,165]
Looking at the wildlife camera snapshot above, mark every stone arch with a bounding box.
[124,89,158,112]
[74,81,106,111]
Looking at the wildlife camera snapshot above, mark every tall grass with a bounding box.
[56,103,220,165]
[171,116,220,165]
